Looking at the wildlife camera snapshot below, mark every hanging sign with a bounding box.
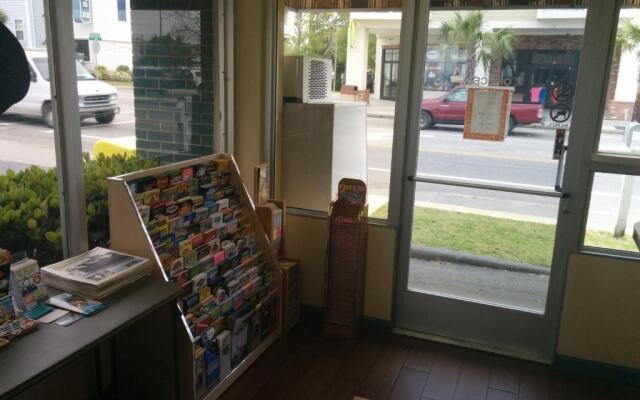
[73,0,92,24]
[463,86,513,141]
[553,129,567,160]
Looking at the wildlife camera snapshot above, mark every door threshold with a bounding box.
[393,327,552,364]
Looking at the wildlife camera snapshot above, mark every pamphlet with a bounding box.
[54,312,84,326]
[24,303,52,319]
[9,258,48,312]
[0,295,14,324]
[47,292,107,316]
[37,308,69,324]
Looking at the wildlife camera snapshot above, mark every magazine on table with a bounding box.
[47,292,107,316]
[42,247,151,288]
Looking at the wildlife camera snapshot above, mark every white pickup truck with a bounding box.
[5,50,120,127]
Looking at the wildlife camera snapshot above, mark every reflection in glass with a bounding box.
[131,4,215,163]
[584,173,640,254]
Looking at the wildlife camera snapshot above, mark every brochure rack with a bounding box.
[324,179,368,338]
[107,154,281,400]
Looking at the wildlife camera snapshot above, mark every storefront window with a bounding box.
[584,173,639,254]
[423,45,467,92]
[0,4,62,264]
[599,8,640,155]
[282,9,402,219]
[71,0,218,247]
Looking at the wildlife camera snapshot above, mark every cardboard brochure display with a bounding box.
[107,154,281,400]
[324,179,368,338]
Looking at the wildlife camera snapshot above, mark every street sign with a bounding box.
[550,103,571,123]
[551,81,574,103]
[89,33,102,41]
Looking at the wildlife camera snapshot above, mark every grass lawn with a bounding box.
[371,204,637,267]
[103,80,133,89]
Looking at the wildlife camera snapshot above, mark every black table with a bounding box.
[0,277,181,400]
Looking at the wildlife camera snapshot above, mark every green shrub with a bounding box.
[116,65,130,73]
[93,65,108,79]
[93,68,132,82]
[0,154,158,264]
[104,70,132,82]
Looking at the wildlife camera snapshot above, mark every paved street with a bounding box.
[0,93,638,234]
[367,116,640,233]
[0,87,135,171]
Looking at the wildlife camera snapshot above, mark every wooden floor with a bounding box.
[221,316,639,400]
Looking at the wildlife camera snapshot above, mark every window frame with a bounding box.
[14,19,24,41]
[575,2,640,259]
[43,0,89,257]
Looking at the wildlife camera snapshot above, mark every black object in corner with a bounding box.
[0,22,30,115]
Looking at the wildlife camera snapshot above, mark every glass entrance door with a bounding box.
[395,5,589,361]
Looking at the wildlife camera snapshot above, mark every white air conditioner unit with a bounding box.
[283,56,332,102]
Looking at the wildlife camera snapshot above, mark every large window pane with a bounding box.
[71,0,218,248]
[407,7,586,313]
[584,172,640,255]
[282,9,401,219]
[0,0,64,264]
[599,8,640,155]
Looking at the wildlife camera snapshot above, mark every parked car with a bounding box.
[5,50,119,127]
[420,87,542,135]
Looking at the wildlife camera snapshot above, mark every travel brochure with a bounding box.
[47,292,107,316]
[127,157,278,394]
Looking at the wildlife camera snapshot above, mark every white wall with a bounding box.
[615,49,640,103]
[74,0,133,69]
[345,21,369,90]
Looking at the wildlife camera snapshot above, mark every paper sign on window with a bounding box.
[463,86,513,141]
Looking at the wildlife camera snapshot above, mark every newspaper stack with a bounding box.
[42,247,152,299]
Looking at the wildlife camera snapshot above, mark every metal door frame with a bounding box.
[392,0,621,362]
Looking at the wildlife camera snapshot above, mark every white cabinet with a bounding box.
[282,101,368,212]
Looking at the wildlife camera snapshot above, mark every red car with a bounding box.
[420,87,543,135]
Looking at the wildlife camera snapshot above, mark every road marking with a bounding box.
[367,143,558,164]
[368,167,391,173]
[415,173,556,191]
[81,134,110,140]
[420,147,558,164]
[39,119,136,133]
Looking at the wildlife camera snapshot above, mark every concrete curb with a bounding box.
[410,244,550,276]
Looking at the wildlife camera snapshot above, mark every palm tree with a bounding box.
[440,11,517,86]
[617,19,640,122]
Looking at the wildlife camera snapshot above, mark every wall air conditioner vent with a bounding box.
[284,56,332,103]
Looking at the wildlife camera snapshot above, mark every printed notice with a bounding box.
[463,86,513,141]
